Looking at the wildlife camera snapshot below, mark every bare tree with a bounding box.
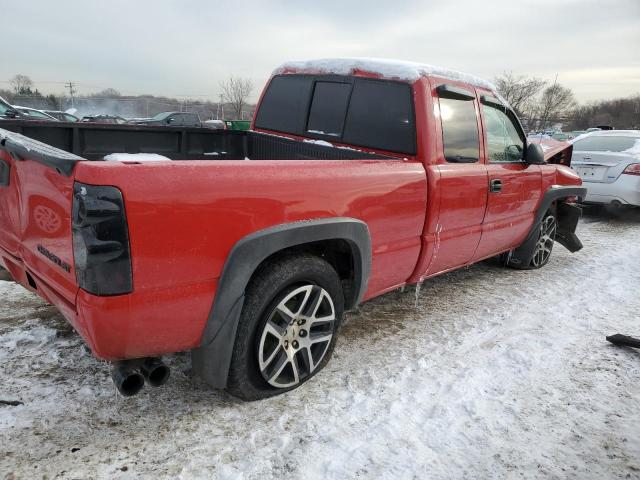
[567,94,640,130]
[9,74,34,94]
[220,76,253,119]
[91,88,121,98]
[494,72,546,118]
[536,82,577,129]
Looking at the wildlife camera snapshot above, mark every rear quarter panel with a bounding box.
[73,159,427,358]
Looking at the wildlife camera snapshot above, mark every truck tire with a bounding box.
[226,254,344,401]
[507,208,557,270]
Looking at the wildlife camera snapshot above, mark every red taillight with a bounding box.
[622,163,640,176]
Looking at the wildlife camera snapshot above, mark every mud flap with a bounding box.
[507,222,540,267]
[555,203,583,253]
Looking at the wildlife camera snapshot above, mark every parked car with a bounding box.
[13,106,59,121]
[551,132,571,141]
[568,130,587,139]
[81,114,128,124]
[129,111,202,127]
[571,130,640,209]
[203,119,226,130]
[1,98,59,121]
[44,110,79,122]
[0,58,585,400]
[0,96,19,119]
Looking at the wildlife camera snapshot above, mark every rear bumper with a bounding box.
[1,247,216,360]
[75,280,216,360]
[582,175,640,206]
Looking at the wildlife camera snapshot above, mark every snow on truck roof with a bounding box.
[274,57,504,98]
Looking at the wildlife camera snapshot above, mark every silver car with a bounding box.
[571,130,640,208]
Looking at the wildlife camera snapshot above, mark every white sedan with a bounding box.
[571,130,640,208]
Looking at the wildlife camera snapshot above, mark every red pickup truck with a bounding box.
[0,58,585,400]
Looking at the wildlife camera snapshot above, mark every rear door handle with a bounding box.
[489,178,502,193]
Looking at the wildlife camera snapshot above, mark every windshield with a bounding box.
[18,108,52,119]
[573,136,638,152]
[151,112,172,121]
[0,97,12,115]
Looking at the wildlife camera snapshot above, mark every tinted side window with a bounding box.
[438,97,479,163]
[307,82,351,136]
[255,75,313,134]
[184,114,199,126]
[343,79,415,154]
[482,105,525,162]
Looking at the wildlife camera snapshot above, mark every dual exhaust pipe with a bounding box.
[111,357,170,397]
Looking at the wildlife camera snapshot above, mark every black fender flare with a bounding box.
[192,217,372,388]
[509,185,587,266]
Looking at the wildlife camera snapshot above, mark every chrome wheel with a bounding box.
[258,284,336,388]
[531,214,556,267]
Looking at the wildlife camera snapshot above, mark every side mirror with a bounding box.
[166,117,174,124]
[525,143,545,165]
[4,108,19,118]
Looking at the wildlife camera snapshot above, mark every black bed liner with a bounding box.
[0,121,393,176]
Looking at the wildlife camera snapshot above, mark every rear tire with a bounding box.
[226,254,344,401]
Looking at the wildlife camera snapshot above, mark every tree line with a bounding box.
[1,74,254,120]
[2,73,638,130]
[493,72,639,131]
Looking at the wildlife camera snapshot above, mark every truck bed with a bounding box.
[0,120,391,172]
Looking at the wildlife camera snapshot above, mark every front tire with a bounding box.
[226,254,343,401]
[507,209,557,269]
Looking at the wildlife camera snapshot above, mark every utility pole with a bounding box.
[218,94,225,120]
[65,82,76,108]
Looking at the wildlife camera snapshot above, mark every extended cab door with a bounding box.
[473,95,542,259]
[418,82,489,277]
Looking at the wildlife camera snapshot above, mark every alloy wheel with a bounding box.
[531,215,556,267]
[257,284,336,388]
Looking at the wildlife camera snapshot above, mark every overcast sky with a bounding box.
[1,0,638,103]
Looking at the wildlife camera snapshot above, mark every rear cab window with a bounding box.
[306,82,351,136]
[254,74,416,155]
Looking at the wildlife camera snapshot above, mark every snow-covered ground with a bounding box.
[1,208,639,480]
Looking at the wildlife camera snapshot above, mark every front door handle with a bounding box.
[489,178,502,193]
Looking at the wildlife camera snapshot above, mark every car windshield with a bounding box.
[0,98,10,115]
[151,112,172,120]
[18,108,52,119]
[573,136,638,152]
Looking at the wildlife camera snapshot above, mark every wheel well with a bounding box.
[250,239,358,308]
